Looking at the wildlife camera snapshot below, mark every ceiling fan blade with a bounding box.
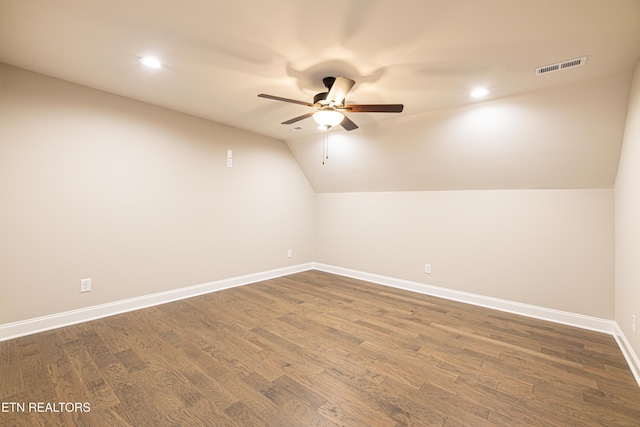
[282,112,314,125]
[340,115,358,131]
[258,94,314,107]
[344,104,404,113]
[326,77,355,105]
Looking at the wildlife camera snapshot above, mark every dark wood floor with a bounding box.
[1,270,639,426]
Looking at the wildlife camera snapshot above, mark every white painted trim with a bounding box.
[0,263,313,342]
[613,323,640,388]
[312,263,616,334]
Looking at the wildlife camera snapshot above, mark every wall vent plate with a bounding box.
[536,56,587,76]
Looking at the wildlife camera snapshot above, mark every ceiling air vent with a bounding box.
[536,56,587,76]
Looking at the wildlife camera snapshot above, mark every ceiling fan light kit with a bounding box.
[313,110,345,128]
[258,76,404,132]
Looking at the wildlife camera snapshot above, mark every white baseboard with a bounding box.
[0,263,313,342]
[312,263,616,334]
[614,323,640,387]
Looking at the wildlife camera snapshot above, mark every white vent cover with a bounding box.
[536,56,587,76]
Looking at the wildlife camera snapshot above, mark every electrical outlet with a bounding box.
[424,264,431,274]
[287,249,292,258]
[80,278,92,293]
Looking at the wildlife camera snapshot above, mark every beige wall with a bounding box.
[0,63,315,324]
[316,189,614,319]
[615,60,640,355]
[0,61,625,331]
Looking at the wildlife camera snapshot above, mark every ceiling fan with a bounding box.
[258,76,403,131]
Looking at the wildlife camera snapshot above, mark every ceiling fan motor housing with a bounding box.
[314,76,338,105]
[314,92,329,105]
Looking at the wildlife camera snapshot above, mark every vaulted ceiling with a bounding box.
[1,0,639,191]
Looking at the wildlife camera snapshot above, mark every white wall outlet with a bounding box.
[227,149,233,159]
[80,278,92,293]
[633,314,636,334]
[226,158,233,167]
[424,264,431,274]
[287,249,292,258]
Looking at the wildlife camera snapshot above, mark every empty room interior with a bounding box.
[1,1,640,426]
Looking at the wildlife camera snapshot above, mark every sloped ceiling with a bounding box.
[1,0,639,191]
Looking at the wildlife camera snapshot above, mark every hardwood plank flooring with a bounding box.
[1,270,639,426]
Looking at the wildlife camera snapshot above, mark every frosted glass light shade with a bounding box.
[313,110,344,128]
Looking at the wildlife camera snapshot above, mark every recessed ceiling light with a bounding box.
[470,87,490,98]
[139,56,162,69]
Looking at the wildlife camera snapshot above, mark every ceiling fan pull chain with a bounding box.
[322,129,329,165]
[326,130,329,161]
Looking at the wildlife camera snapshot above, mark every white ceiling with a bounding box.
[1,0,640,191]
